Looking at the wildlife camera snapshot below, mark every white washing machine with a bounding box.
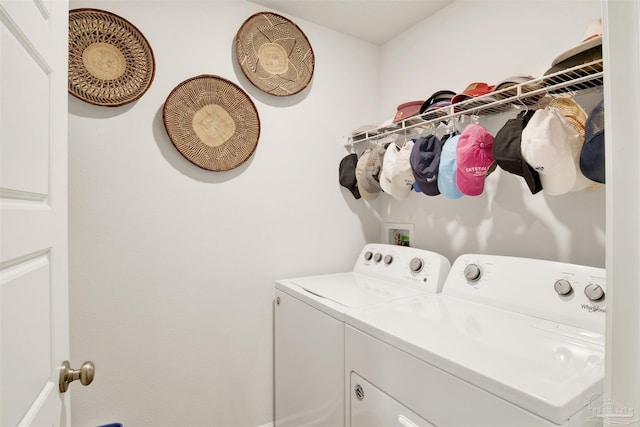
[345,254,606,427]
[275,244,451,427]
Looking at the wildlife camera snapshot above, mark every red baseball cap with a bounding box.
[451,82,495,104]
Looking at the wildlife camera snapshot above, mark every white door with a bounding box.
[1,0,70,425]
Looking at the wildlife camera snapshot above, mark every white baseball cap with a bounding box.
[380,143,400,195]
[389,140,416,200]
[521,108,585,195]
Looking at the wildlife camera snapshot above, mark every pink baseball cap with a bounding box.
[456,124,495,196]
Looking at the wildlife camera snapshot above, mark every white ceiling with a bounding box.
[247,0,454,45]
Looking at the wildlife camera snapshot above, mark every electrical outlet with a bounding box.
[382,223,414,247]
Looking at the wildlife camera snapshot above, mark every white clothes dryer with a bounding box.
[345,254,606,427]
[275,244,451,427]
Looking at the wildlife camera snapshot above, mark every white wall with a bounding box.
[375,0,605,268]
[68,1,380,426]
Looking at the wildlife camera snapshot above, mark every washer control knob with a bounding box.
[584,283,605,301]
[374,253,383,263]
[364,251,373,261]
[383,255,393,265]
[464,264,482,282]
[554,279,573,296]
[409,257,423,273]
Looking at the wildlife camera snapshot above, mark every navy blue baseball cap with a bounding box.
[410,135,442,196]
[580,100,605,183]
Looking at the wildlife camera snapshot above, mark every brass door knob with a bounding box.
[59,360,95,393]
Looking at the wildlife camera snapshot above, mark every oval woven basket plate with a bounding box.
[68,8,155,107]
[163,75,261,171]
[235,12,315,96]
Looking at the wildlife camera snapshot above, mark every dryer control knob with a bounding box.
[409,257,423,273]
[554,279,573,296]
[374,253,383,263]
[364,251,373,261]
[584,283,605,301]
[384,255,393,265]
[464,264,482,282]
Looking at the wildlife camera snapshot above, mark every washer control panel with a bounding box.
[354,244,451,293]
[444,254,606,333]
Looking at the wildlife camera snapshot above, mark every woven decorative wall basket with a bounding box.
[68,8,155,107]
[236,12,315,96]
[163,75,261,171]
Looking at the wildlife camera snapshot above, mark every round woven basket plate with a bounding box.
[68,8,155,107]
[235,12,315,96]
[163,75,261,171]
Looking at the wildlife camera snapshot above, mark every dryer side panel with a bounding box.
[275,289,344,426]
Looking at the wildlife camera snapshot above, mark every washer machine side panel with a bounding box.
[345,326,554,427]
[275,289,344,427]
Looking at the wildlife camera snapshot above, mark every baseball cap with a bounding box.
[389,140,416,200]
[437,135,464,199]
[355,150,379,200]
[419,90,456,115]
[351,124,378,141]
[520,108,587,195]
[410,135,442,196]
[580,100,605,183]
[393,100,424,123]
[492,110,542,194]
[456,124,495,196]
[492,76,542,105]
[361,144,386,194]
[549,97,595,192]
[338,153,361,199]
[451,82,495,105]
[380,143,400,194]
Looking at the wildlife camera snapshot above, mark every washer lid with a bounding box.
[276,272,427,319]
[346,294,605,425]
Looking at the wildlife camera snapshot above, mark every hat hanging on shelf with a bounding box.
[162,75,260,172]
[356,150,380,200]
[437,134,464,199]
[380,143,401,194]
[492,110,542,194]
[235,11,315,96]
[580,100,606,184]
[410,135,442,196]
[339,154,361,200]
[456,124,495,196]
[520,108,591,196]
[549,97,599,191]
[389,140,416,200]
[361,144,387,194]
[68,8,155,107]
